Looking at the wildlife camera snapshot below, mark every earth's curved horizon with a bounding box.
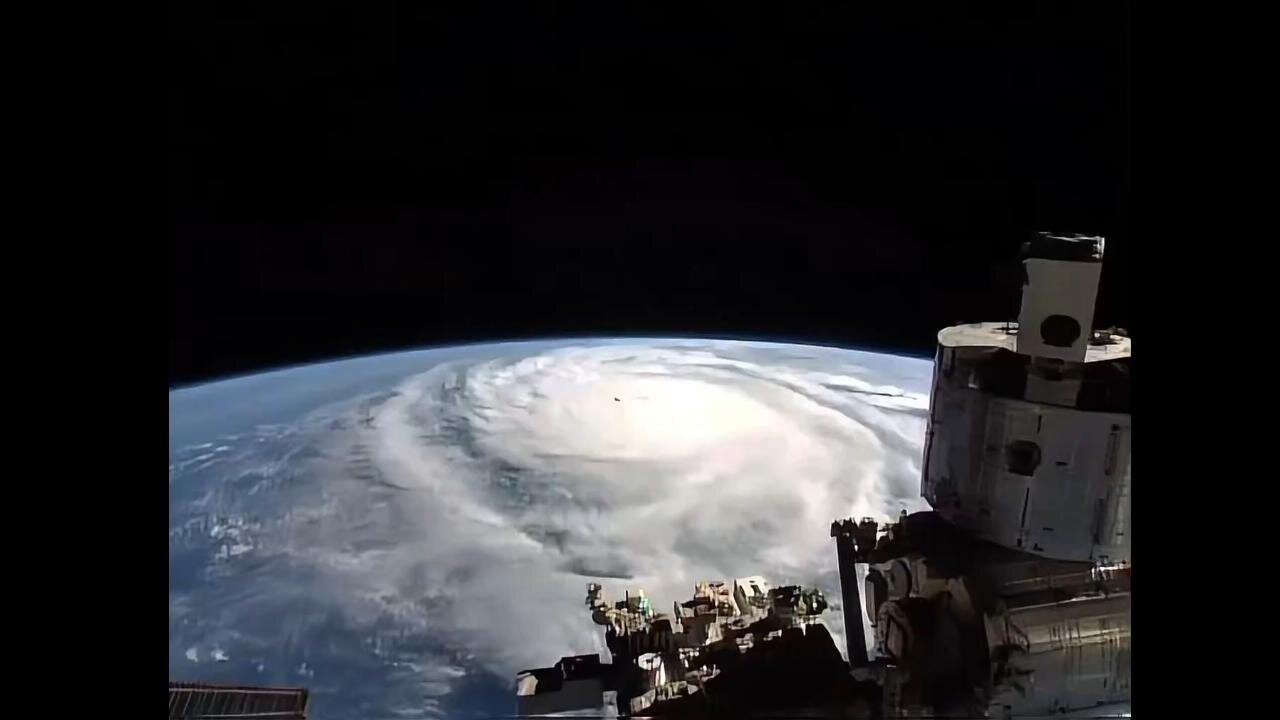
[169,337,934,719]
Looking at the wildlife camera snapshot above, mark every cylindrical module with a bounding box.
[922,346,1131,562]
[987,592,1131,715]
[919,234,1130,563]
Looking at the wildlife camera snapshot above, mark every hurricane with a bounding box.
[168,339,933,719]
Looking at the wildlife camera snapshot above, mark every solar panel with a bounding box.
[168,682,309,719]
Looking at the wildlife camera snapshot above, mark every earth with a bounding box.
[169,338,934,719]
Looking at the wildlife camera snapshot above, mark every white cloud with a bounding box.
[169,340,933,717]
[351,343,931,676]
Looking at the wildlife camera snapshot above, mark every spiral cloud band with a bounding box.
[169,339,933,719]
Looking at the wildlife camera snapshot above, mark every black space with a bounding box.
[168,2,1129,387]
